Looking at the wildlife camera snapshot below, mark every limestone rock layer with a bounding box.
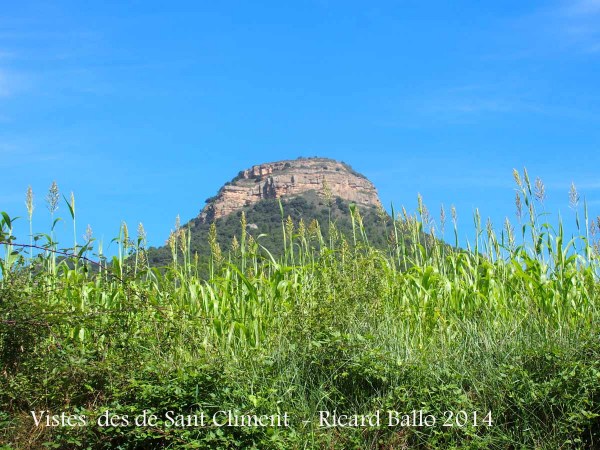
[198,157,382,222]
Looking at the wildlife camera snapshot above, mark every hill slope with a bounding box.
[147,157,391,268]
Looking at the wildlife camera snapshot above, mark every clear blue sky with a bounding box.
[1,1,600,254]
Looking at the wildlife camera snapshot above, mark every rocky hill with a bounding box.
[147,157,390,269]
[199,157,382,223]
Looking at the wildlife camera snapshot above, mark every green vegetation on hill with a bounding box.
[147,193,393,270]
[1,171,599,449]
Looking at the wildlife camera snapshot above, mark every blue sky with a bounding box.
[1,0,600,253]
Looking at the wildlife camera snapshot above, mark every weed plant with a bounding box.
[0,170,599,449]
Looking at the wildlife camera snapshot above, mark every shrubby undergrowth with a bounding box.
[1,170,599,449]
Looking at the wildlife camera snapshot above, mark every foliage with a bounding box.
[146,193,396,271]
[1,170,599,449]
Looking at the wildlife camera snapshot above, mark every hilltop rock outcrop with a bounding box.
[198,157,382,222]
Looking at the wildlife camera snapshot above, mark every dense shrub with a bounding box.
[1,171,599,448]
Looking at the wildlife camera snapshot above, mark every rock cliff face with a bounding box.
[198,157,382,222]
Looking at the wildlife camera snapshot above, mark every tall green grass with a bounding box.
[1,171,599,449]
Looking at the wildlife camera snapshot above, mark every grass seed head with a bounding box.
[569,182,580,209]
[122,221,129,251]
[512,168,522,188]
[388,230,397,247]
[523,167,531,193]
[377,205,387,222]
[231,235,239,253]
[298,218,306,240]
[528,201,535,222]
[209,222,222,264]
[167,232,177,263]
[341,235,349,256]
[328,221,338,243]
[240,211,247,243]
[285,215,294,241]
[137,222,147,247]
[534,177,546,203]
[247,233,257,255]
[504,217,515,248]
[308,219,321,241]
[354,208,364,229]
[137,248,147,268]
[25,186,34,220]
[321,178,333,206]
[486,217,494,239]
[417,194,430,227]
[440,204,446,233]
[178,227,188,254]
[515,192,523,220]
[46,181,60,215]
[84,224,93,243]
